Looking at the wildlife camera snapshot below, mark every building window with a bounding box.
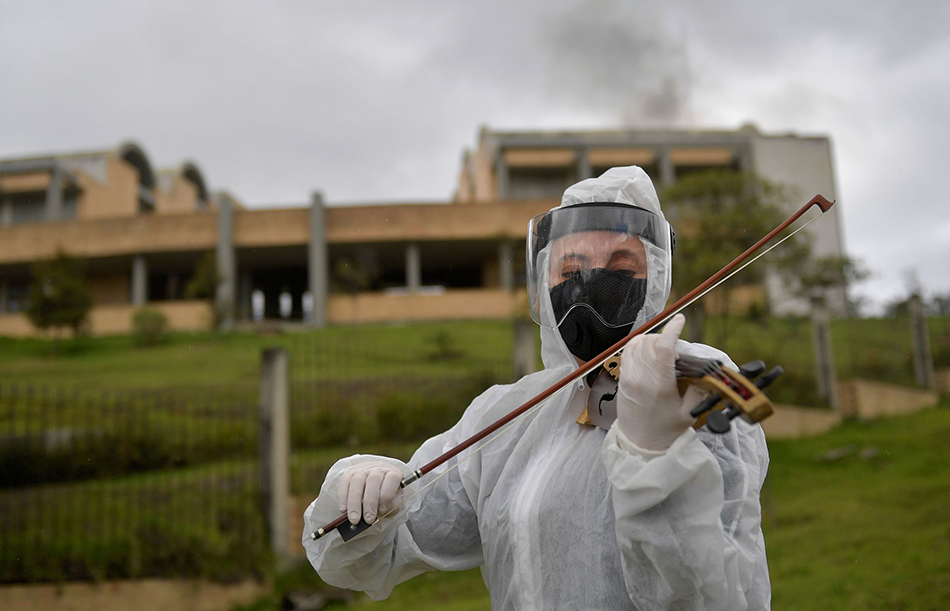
[507,167,575,199]
[593,164,660,185]
[10,192,46,224]
[7,283,29,312]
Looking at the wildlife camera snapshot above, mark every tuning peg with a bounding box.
[738,360,766,379]
[690,392,722,418]
[706,406,742,434]
[754,366,784,390]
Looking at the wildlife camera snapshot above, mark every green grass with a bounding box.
[0,320,515,391]
[0,462,267,582]
[2,315,948,597]
[765,400,950,610]
[3,315,943,409]
[346,569,490,611]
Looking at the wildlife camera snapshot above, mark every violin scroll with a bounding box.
[685,360,784,435]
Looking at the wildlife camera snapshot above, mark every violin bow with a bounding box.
[313,194,835,542]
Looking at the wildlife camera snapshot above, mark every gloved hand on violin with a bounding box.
[616,313,705,452]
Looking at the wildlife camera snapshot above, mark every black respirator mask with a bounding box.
[549,269,647,363]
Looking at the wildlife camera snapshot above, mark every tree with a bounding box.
[26,250,94,338]
[796,255,870,315]
[185,252,218,300]
[930,292,950,316]
[331,257,377,295]
[185,252,224,329]
[661,170,810,342]
[331,256,380,322]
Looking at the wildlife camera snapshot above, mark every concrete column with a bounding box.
[259,348,290,565]
[513,318,538,378]
[0,199,10,226]
[810,296,840,414]
[131,255,148,307]
[406,243,421,292]
[575,149,592,181]
[499,240,514,292]
[216,194,236,330]
[45,167,63,221]
[908,294,935,388]
[0,281,7,315]
[494,153,509,199]
[658,147,675,187]
[308,192,328,328]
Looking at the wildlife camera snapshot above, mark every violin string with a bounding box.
[339,208,821,536]
[622,212,821,341]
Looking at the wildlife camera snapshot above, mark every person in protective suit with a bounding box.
[303,166,770,610]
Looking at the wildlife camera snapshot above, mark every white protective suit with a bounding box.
[303,167,771,610]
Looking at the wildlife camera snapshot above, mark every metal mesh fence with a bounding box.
[0,383,266,583]
[698,308,824,407]
[286,321,516,496]
[1,314,943,583]
[833,315,915,386]
[697,309,949,409]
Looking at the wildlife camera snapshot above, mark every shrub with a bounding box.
[132,308,169,346]
[932,333,950,368]
[375,392,459,442]
[426,330,464,361]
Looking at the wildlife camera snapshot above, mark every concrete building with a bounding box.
[0,126,846,337]
[458,125,847,314]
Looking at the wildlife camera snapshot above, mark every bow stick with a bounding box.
[313,194,835,542]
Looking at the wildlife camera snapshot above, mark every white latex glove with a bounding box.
[337,460,405,525]
[616,313,705,452]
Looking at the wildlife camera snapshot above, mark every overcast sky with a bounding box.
[1,0,947,311]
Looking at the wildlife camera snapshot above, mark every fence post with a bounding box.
[260,348,290,564]
[810,296,840,414]
[908,293,935,388]
[513,318,538,379]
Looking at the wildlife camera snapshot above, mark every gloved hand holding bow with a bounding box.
[616,313,704,452]
[337,460,405,525]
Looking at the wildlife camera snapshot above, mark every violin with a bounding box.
[576,353,783,434]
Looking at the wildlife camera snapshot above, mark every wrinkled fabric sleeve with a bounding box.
[602,419,770,611]
[301,385,508,600]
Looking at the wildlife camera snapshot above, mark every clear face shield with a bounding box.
[527,204,674,362]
